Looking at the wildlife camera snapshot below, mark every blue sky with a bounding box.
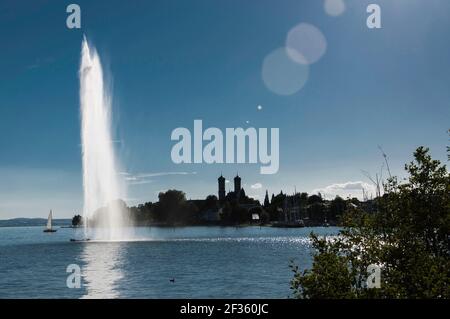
[0,0,449,218]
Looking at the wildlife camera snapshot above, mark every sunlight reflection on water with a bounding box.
[81,242,125,298]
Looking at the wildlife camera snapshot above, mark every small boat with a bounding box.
[70,238,90,242]
[43,210,57,233]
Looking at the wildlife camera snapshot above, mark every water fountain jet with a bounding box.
[79,36,128,240]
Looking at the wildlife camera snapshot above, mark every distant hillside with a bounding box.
[0,218,72,227]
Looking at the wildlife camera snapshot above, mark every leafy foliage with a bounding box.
[291,147,450,298]
[71,214,83,227]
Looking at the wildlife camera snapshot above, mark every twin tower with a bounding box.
[218,174,241,201]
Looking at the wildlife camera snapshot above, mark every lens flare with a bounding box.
[324,0,346,17]
[286,23,327,65]
[262,47,309,96]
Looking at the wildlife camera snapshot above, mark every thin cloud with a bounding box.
[128,180,153,186]
[136,172,197,178]
[313,181,375,200]
[251,183,263,189]
[26,57,55,70]
[121,171,197,187]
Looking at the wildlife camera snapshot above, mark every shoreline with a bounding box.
[0,223,338,229]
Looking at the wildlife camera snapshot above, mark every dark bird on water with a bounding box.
[170,278,175,283]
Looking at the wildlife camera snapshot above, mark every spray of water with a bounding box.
[79,36,127,240]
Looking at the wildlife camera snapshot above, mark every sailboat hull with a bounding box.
[43,229,57,233]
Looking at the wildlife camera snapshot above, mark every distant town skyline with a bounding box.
[1,0,450,218]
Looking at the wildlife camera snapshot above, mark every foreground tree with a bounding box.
[71,214,83,227]
[291,147,450,298]
[153,190,188,224]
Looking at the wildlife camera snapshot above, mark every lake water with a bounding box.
[0,226,339,298]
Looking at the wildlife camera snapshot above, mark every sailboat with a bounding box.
[43,210,57,233]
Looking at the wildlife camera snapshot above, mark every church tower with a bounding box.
[218,174,225,201]
[234,174,241,194]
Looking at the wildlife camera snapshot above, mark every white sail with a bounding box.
[47,210,52,230]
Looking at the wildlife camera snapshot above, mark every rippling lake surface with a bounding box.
[0,226,339,298]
